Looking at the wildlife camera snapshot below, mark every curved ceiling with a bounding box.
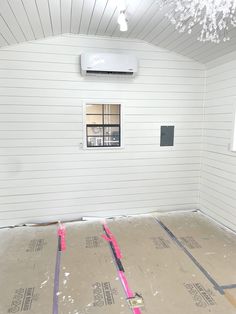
[0,0,236,64]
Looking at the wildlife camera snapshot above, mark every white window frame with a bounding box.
[83,101,124,150]
[230,104,236,152]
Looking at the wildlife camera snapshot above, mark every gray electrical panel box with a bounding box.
[160,126,175,146]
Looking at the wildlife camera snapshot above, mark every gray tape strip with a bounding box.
[220,284,236,290]
[53,237,61,314]
[155,218,225,295]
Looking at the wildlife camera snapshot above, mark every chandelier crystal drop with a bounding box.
[158,0,236,43]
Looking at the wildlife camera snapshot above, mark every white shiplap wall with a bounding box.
[200,59,236,231]
[0,34,205,227]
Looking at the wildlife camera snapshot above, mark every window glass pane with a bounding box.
[86,104,103,114]
[104,126,119,137]
[104,115,120,125]
[104,104,120,115]
[87,137,103,147]
[85,103,121,148]
[86,115,103,124]
[104,137,120,146]
[87,126,103,136]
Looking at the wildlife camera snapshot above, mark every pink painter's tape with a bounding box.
[102,223,142,314]
[58,223,66,251]
[118,271,142,314]
[118,270,133,297]
[102,223,122,259]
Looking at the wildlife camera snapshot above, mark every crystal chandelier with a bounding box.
[158,0,236,43]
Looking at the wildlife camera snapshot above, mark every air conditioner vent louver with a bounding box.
[86,70,134,76]
[80,53,138,77]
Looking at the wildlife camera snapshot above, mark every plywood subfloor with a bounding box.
[0,211,236,313]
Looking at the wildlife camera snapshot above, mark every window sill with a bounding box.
[82,145,124,151]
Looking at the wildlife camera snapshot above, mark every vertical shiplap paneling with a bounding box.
[0,34,205,227]
[7,0,36,41]
[200,60,236,231]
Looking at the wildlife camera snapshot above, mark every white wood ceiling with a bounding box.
[0,0,236,64]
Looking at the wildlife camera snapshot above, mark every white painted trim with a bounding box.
[82,100,124,150]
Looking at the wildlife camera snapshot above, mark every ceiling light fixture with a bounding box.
[118,12,128,31]
[158,0,236,43]
[117,0,128,32]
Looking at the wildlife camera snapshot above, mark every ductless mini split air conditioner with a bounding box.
[80,52,138,77]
